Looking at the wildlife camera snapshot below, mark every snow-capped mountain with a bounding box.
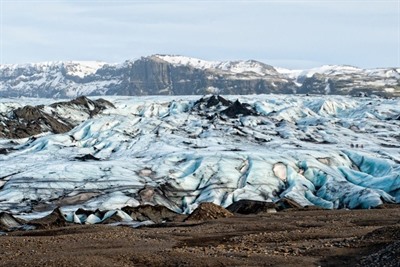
[1,94,399,222]
[1,55,399,98]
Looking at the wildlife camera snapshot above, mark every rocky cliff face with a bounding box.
[0,55,399,98]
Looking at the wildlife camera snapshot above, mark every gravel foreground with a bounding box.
[1,207,399,267]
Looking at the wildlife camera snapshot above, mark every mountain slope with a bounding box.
[0,55,399,98]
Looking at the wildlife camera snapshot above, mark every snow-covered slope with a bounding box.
[156,55,277,76]
[0,61,119,98]
[0,95,399,221]
[1,55,399,98]
[276,65,400,96]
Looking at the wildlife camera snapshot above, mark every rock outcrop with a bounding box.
[0,96,114,138]
[226,200,277,214]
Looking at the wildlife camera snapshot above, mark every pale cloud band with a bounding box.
[1,0,399,68]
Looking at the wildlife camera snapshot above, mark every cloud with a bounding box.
[1,0,398,68]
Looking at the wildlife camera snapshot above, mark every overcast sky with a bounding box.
[0,0,399,68]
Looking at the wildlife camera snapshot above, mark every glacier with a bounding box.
[0,94,399,223]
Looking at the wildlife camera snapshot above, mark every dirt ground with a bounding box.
[0,206,399,267]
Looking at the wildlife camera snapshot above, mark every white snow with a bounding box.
[155,55,220,70]
[275,65,400,91]
[155,55,274,76]
[63,61,107,78]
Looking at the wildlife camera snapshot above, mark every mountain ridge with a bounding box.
[1,55,399,98]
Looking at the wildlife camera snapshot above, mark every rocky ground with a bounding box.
[0,205,399,267]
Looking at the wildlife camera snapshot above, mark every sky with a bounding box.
[0,0,399,69]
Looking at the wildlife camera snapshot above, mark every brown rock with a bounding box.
[185,202,233,221]
[226,199,277,214]
[122,205,185,223]
[29,208,70,229]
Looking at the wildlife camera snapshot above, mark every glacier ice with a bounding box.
[0,94,399,219]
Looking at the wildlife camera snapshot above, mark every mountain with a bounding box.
[1,55,399,98]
